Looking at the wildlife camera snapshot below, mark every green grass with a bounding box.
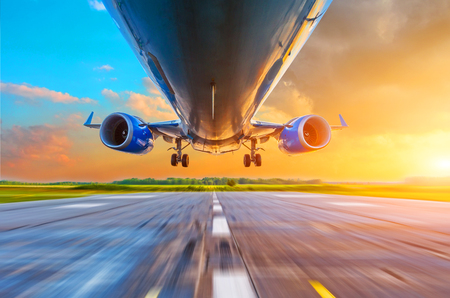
[0,184,449,204]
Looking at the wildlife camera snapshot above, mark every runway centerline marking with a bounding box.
[145,287,161,298]
[330,202,379,207]
[53,203,106,209]
[213,270,256,298]
[309,280,335,298]
[212,216,230,236]
[213,205,223,212]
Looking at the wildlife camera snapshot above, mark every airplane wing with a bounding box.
[83,112,101,129]
[83,112,188,141]
[330,114,349,130]
[247,114,348,140]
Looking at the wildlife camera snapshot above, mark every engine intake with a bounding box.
[278,115,331,155]
[100,112,154,155]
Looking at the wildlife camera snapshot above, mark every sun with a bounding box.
[436,159,450,170]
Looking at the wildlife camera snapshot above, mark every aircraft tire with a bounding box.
[171,153,178,166]
[182,154,189,167]
[255,154,262,167]
[244,154,251,167]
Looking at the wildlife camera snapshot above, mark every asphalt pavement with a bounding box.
[0,192,449,297]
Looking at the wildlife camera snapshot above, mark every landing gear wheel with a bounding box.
[171,153,178,166]
[182,154,189,167]
[243,154,251,167]
[255,154,262,167]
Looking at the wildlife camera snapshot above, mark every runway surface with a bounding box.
[1,192,450,297]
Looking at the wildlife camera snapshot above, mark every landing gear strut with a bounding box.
[243,139,263,167]
[169,139,190,167]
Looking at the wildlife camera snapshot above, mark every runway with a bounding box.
[0,192,449,297]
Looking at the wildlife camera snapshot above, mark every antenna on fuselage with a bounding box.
[211,80,216,120]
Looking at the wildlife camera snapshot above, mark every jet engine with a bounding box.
[278,115,331,155]
[100,112,154,155]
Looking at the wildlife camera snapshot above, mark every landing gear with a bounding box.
[169,139,190,167]
[243,139,264,167]
[182,154,189,167]
[255,153,262,167]
[171,153,178,166]
[243,154,251,167]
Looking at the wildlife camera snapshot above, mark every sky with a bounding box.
[1,0,450,182]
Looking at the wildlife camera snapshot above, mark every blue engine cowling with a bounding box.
[100,112,154,155]
[278,115,331,155]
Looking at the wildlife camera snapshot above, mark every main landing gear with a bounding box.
[169,139,190,167]
[243,139,264,167]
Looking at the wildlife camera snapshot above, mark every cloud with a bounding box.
[142,77,160,95]
[264,0,450,137]
[260,79,314,122]
[254,106,292,123]
[88,0,106,11]
[101,88,121,103]
[101,78,174,121]
[1,124,76,167]
[0,82,97,104]
[110,78,118,81]
[93,64,113,71]
[125,92,176,120]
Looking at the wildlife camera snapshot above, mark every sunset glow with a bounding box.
[2,1,450,182]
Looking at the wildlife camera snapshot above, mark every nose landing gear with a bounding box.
[169,139,190,167]
[243,139,264,167]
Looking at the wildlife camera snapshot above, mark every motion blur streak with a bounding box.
[1,192,450,297]
[309,280,335,298]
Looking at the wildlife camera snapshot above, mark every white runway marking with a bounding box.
[212,216,230,236]
[100,195,155,199]
[213,270,256,298]
[275,194,325,198]
[330,202,379,207]
[54,203,106,209]
[213,205,223,212]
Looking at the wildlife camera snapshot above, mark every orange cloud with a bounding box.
[1,124,76,168]
[125,92,176,120]
[0,82,97,104]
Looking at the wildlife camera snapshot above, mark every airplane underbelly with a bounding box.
[104,0,331,143]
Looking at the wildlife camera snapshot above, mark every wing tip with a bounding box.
[84,111,94,126]
[338,114,348,127]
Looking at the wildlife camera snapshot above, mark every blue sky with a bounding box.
[2,0,152,128]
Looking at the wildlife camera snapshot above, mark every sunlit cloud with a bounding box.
[101,88,121,103]
[260,79,314,122]
[93,64,113,71]
[1,124,76,168]
[0,82,97,104]
[142,77,161,95]
[125,92,175,120]
[254,106,292,123]
[88,0,106,11]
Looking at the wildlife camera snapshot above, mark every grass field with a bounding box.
[0,184,449,204]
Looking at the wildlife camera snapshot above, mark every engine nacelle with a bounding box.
[278,115,331,155]
[100,112,154,155]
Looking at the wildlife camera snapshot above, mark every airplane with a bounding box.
[84,0,348,168]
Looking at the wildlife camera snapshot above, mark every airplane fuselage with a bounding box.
[103,0,333,154]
